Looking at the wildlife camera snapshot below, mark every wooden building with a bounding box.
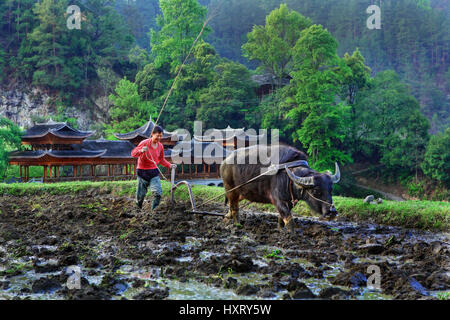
[113,116,180,147]
[163,139,232,179]
[251,73,291,101]
[193,125,266,149]
[9,120,138,182]
[9,119,266,183]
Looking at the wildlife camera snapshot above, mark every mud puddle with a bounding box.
[0,193,448,300]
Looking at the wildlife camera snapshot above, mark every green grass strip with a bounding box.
[1,180,448,231]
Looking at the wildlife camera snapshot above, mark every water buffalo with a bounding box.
[219,144,340,232]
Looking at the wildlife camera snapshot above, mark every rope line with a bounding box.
[194,166,280,209]
[140,10,215,181]
[194,160,309,210]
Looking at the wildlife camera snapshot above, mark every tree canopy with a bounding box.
[0,117,23,179]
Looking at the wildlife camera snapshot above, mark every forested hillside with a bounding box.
[204,0,449,134]
[0,0,449,195]
[110,0,450,133]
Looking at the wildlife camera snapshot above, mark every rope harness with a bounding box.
[286,167,335,209]
[305,189,336,209]
[195,160,314,210]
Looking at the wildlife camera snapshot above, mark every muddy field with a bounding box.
[0,191,449,300]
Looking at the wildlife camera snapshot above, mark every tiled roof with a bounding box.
[23,119,94,139]
[9,139,135,160]
[78,139,135,158]
[113,117,178,141]
[251,73,291,86]
[194,126,266,142]
[170,139,232,159]
[9,149,106,159]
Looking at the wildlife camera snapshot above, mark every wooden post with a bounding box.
[108,165,111,177]
[57,166,60,178]
[73,165,77,178]
[43,166,47,183]
[49,165,52,178]
[125,164,128,176]
[181,162,184,175]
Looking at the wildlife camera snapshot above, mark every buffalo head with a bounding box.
[285,163,340,219]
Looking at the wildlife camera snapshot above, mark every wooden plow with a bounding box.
[169,160,310,217]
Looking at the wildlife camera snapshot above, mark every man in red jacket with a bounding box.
[131,125,177,211]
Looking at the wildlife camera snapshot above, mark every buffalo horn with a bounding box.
[284,166,315,187]
[330,162,341,183]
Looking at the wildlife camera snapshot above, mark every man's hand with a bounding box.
[141,146,148,153]
[170,163,177,169]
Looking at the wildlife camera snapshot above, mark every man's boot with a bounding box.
[136,199,143,210]
[151,194,161,211]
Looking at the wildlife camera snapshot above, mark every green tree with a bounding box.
[207,0,267,67]
[340,48,371,105]
[259,84,297,144]
[75,0,134,97]
[159,41,218,131]
[150,0,210,71]
[354,70,430,172]
[135,63,170,101]
[128,45,152,71]
[287,24,352,170]
[26,0,71,92]
[339,48,372,156]
[0,48,5,82]
[197,59,257,129]
[0,0,39,82]
[106,78,157,138]
[0,117,23,179]
[422,128,450,187]
[242,3,311,86]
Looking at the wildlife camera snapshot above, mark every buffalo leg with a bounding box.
[275,200,295,233]
[277,216,285,231]
[283,215,295,234]
[224,191,240,224]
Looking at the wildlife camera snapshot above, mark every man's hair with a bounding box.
[152,125,164,135]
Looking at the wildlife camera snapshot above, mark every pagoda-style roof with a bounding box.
[251,73,291,87]
[77,139,135,159]
[9,149,106,160]
[21,119,94,146]
[113,117,178,144]
[9,137,137,164]
[170,139,233,162]
[23,119,94,139]
[194,126,266,143]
